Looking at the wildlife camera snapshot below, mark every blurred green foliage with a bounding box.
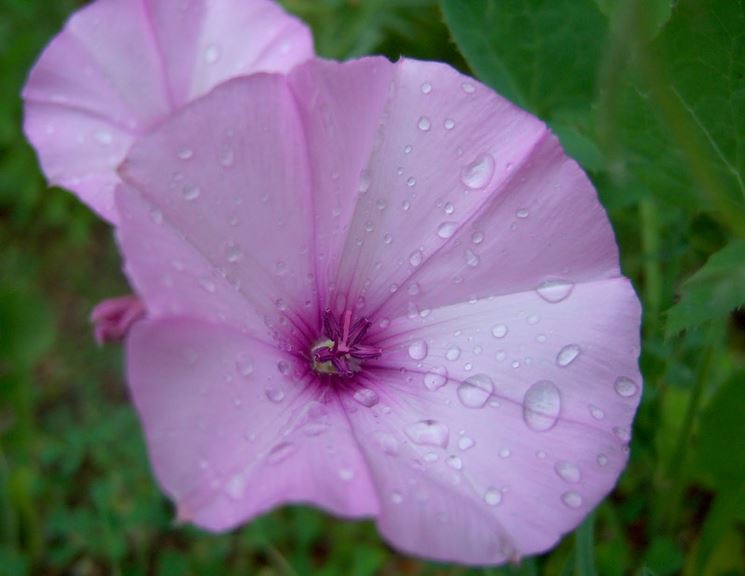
[1,0,744,574]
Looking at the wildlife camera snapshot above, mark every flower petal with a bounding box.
[116,74,318,342]
[347,277,640,562]
[23,0,312,221]
[127,318,378,529]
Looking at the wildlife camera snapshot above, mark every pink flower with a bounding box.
[22,0,313,223]
[115,57,641,565]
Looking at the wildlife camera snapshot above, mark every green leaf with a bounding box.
[666,240,745,335]
[574,512,597,576]
[696,370,745,490]
[440,0,608,119]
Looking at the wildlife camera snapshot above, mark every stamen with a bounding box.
[312,309,382,376]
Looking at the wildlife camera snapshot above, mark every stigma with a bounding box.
[311,309,382,376]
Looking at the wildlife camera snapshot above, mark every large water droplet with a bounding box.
[424,366,448,391]
[536,279,575,303]
[491,324,508,339]
[457,374,494,408]
[556,344,581,367]
[353,387,379,407]
[408,339,428,361]
[561,491,583,508]
[522,380,561,432]
[614,376,638,397]
[484,488,502,506]
[461,154,495,190]
[554,461,581,483]
[265,387,285,403]
[404,420,449,448]
[437,222,458,239]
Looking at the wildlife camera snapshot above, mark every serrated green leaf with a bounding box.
[440,0,607,119]
[666,240,745,335]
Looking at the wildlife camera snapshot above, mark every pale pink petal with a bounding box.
[23,0,313,222]
[116,74,317,339]
[127,318,378,529]
[346,278,640,563]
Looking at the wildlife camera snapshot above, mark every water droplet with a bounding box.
[523,380,561,432]
[561,491,583,508]
[224,242,243,263]
[461,154,495,190]
[338,467,354,481]
[446,346,461,361]
[404,420,449,448]
[358,170,371,193]
[461,82,476,94]
[589,405,605,420]
[458,436,475,451]
[515,208,529,219]
[94,130,113,145]
[406,176,417,187]
[177,147,193,160]
[149,208,163,224]
[446,455,463,470]
[443,202,455,215]
[597,454,609,467]
[556,344,581,367]
[277,360,291,376]
[404,144,413,154]
[491,324,508,339]
[555,461,581,483]
[391,491,403,504]
[527,314,540,325]
[408,339,428,361]
[613,426,631,442]
[420,81,432,94]
[444,118,455,130]
[204,43,220,64]
[437,222,458,239]
[268,441,296,464]
[353,387,379,407]
[464,249,480,267]
[471,231,485,244]
[409,249,423,267]
[457,374,494,408]
[424,366,448,391]
[536,279,575,303]
[614,376,638,397]
[225,475,245,499]
[236,354,253,377]
[383,233,393,245]
[182,184,201,201]
[484,488,502,506]
[376,198,387,211]
[418,116,431,131]
[374,431,399,455]
[265,387,285,403]
[219,147,235,167]
[198,277,216,293]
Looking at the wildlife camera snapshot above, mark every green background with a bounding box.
[1,0,744,574]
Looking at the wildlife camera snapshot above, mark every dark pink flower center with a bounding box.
[311,309,382,377]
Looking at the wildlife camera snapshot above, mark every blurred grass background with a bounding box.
[1,0,744,574]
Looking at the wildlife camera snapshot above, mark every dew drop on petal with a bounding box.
[224,242,243,263]
[522,380,561,432]
[446,346,461,361]
[437,221,458,239]
[444,118,455,130]
[614,376,639,397]
[203,43,221,63]
[461,154,495,190]
[409,249,423,267]
[198,277,216,293]
[358,170,371,193]
[484,488,502,506]
[417,116,431,131]
[589,405,605,420]
[264,387,285,403]
[404,420,449,448]
[424,366,448,391]
[556,344,581,367]
[464,249,480,267]
[471,231,485,244]
[182,184,201,201]
[536,279,575,303]
[408,339,428,361]
[561,491,583,508]
[461,81,476,94]
[515,208,529,219]
[458,436,475,451]
[457,374,494,409]
[491,324,508,339]
[236,354,254,377]
[597,454,609,467]
[353,387,379,407]
[277,360,291,376]
[446,455,463,470]
[177,147,193,160]
[420,81,432,94]
[555,461,581,483]
[613,426,631,442]
[374,431,399,455]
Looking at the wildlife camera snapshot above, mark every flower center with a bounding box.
[311,309,382,377]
